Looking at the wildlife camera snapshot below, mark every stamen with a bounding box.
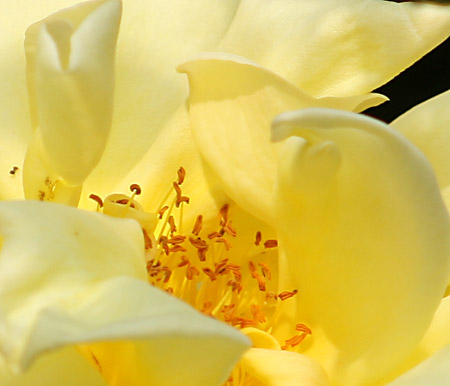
[192,215,203,236]
[142,229,153,250]
[173,182,190,207]
[129,183,142,195]
[9,166,19,175]
[89,194,104,208]
[168,215,177,233]
[255,231,262,246]
[264,239,278,248]
[177,166,186,185]
[278,289,298,301]
[258,262,272,280]
[158,205,169,219]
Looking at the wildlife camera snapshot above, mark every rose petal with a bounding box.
[391,90,450,209]
[0,346,108,386]
[240,348,329,386]
[0,201,249,385]
[272,108,450,385]
[23,0,120,189]
[217,0,450,96]
[179,53,385,223]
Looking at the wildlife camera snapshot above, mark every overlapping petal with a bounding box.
[179,53,386,223]
[23,0,120,199]
[217,0,450,97]
[0,201,249,385]
[0,347,108,386]
[271,108,450,385]
[391,90,450,209]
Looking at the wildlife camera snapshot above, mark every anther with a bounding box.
[9,166,19,175]
[89,194,104,208]
[219,204,229,226]
[158,206,169,219]
[222,223,237,237]
[255,231,262,246]
[168,215,177,233]
[278,289,298,301]
[186,265,200,280]
[130,183,142,195]
[264,240,278,248]
[177,167,186,185]
[192,215,203,236]
[259,262,272,280]
[215,237,232,250]
[142,229,153,249]
[296,324,312,334]
[202,267,217,281]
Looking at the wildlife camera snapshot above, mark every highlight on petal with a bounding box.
[386,345,450,386]
[179,53,385,224]
[272,108,450,385]
[240,348,329,386]
[0,200,145,370]
[0,346,108,386]
[23,0,121,188]
[217,0,450,97]
[0,201,249,385]
[391,90,450,208]
[82,0,241,196]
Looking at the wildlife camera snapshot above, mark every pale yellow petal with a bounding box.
[0,346,108,386]
[0,201,249,385]
[241,348,329,386]
[83,0,240,195]
[386,345,450,386]
[24,0,121,188]
[391,90,450,208]
[179,53,384,223]
[272,108,450,385]
[0,1,82,199]
[218,0,450,97]
[0,200,145,370]
[77,279,249,386]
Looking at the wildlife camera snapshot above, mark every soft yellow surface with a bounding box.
[272,108,450,385]
[241,348,329,386]
[179,53,386,223]
[24,0,120,188]
[0,346,108,386]
[386,345,450,386]
[391,90,450,204]
[0,201,249,385]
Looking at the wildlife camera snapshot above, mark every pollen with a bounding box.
[89,166,311,376]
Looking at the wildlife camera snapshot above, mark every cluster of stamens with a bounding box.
[89,167,311,358]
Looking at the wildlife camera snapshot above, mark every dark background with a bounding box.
[363,24,450,123]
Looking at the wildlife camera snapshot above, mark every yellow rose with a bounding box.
[1,0,450,385]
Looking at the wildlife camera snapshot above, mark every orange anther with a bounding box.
[158,205,169,219]
[201,301,213,315]
[177,167,186,185]
[89,194,103,208]
[252,272,266,291]
[186,265,200,280]
[248,261,257,273]
[258,262,271,280]
[219,204,229,226]
[142,229,153,249]
[222,223,237,237]
[255,231,262,246]
[192,215,203,236]
[202,267,217,281]
[169,245,187,253]
[278,289,298,301]
[177,256,189,267]
[215,237,232,250]
[250,304,266,323]
[295,324,312,335]
[264,239,278,248]
[129,183,142,195]
[189,236,208,249]
[208,232,222,239]
[168,215,177,233]
[167,235,186,245]
[197,248,207,262]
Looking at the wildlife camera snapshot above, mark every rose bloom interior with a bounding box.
[1,0,450,385]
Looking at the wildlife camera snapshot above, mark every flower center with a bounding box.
[89,167,311,382]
